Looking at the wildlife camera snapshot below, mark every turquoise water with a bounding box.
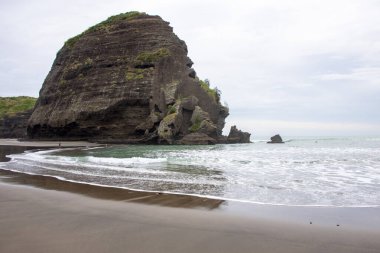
[3,136,380,207]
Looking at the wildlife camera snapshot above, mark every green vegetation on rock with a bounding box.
[125,68,148,80]
[64,33,83,49]
[163,112,177,123]
[126,72,144,80]
[135,48,170,64]
[69,58,93,71]
[199,79,220,104]
[189,116,201,133]
[0,96,37,118]
[61,57,94,81]
[64,11,145,48]
[167,105,177,114]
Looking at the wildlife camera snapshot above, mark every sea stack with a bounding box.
[267,134,284,144]
[226,126,251,143]
[27,12,235,144]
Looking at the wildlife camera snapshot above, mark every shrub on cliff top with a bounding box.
[64,11,145,48]
[199,79,220,104]
[0,96,37,119]
[86,11,144,33]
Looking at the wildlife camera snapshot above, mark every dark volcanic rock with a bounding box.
[178,133,217,145]
[180,96,198,111]
[267,134,284,143]
[27,12,230,143]
[0,110,33,138]
[226,125,251,144]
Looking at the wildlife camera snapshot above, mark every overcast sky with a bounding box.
[1,0,379,136]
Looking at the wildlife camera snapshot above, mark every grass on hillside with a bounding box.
[0,96,37,119]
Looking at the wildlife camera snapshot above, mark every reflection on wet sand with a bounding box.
[2,145,228,207]
[0,145,35,162]
[0,144,227,210]
[0,169,225,210]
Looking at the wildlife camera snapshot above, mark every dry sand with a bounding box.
[1,181,380,253]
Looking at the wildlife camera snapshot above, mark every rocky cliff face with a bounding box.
[0,110,33,138]
[27,12,234,144]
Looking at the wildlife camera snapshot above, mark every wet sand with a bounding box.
[0,169,225,210]
[1,168,380,231]
[0,138,100,147]
[1,181,380,253]
[1,145,380,252]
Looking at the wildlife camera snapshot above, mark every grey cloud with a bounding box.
[1,0,380,135]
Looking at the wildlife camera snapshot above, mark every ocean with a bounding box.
[2,136,380,207]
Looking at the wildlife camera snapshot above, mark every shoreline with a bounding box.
[1,161,380,232]
[1,143,380,252]
[1,143,380,231]
[0,168,225,210]
[0,138,101,147]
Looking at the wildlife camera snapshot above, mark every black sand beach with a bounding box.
[1,142,380,253]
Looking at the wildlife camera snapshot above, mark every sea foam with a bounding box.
[3,137,380,207]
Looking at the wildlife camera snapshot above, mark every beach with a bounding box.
[1,181,380,253]
[1,0,379,252]
[0,138,100,147]
[1,141,380,253]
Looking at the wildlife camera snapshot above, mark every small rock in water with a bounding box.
[267,134,284,144]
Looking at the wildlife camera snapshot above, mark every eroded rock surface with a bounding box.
[0,110,33,138]
[226,125,251,144]
[178,133,217,145]
[27,12,230,144]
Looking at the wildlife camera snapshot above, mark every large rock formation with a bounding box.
[226,126,251,143]
[27,12,231,144]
